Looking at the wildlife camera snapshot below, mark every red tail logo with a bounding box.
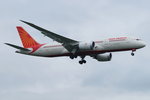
[17,27,40,48]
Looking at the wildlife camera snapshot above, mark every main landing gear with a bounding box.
[69,55,86,64]
[79,60,86,64]
[70,55,77,59]
[131,49,136,56]
[79,56,86,64]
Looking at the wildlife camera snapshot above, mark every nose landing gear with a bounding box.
[131,52,134,56]
[131,49,136,56]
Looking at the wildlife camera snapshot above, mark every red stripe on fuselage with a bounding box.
[43,48,136,57]
[43,45,62,48]
[29,44,45,54]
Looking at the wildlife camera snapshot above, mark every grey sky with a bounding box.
[0,0,150,100]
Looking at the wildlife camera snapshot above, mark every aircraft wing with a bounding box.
[20,20,79,53]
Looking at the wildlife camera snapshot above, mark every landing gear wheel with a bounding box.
[79,61,83,64]
[79,56,86,64]
[79,60,86,64]
[131,49,136,56]
[131,52,134,56]
[83,60,86,63]
[70,55,77,59]
[70,56,74,59]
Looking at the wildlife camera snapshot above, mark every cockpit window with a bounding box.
[136,39,141,41]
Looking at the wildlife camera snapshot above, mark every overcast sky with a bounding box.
[0,0,150,100]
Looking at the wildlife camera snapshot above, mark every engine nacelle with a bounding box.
[78,41,95,50]
[95,53,112,61]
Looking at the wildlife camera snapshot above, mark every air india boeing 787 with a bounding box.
[5,20,146,64]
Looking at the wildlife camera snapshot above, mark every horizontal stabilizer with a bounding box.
[5,43,30,51]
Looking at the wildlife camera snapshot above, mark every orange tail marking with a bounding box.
[17,26,40,48]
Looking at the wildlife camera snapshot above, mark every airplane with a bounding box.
[5,20,146,64]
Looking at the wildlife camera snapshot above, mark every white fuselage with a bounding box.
[18,37,145,57]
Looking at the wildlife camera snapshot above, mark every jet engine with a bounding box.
[78,41,95,50]
[95,53,112,61]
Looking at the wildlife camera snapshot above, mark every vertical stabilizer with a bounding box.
[17,26,40,48]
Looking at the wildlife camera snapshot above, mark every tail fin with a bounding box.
[17,26,40,48]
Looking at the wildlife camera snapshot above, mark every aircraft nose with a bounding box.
[140,41,146,48]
